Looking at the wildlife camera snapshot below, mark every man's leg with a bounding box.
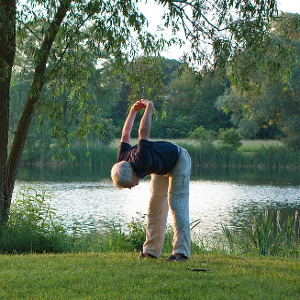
[168,148,191,258]
[143,174,169,257]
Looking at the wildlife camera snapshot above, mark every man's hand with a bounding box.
[139,99,153,108]
[131,99,153,112]
[131,99,146,112]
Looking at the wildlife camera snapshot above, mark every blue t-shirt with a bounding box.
[117,139,179,178]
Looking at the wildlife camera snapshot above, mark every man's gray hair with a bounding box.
[111,161,133,189]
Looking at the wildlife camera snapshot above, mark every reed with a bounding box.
[181,143,248,168]
[21,139,300,171]
[180,143,300,170]
[66,142,118,166]
[221,208,300,257]
[251,146,300,170]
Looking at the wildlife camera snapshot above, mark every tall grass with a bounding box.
[251,146,300,170]
[181,143,300,170]
[21,140,300,171]
[73,142,300,170]
[182,144,248,168]
[222,208,300,257]
[69,143,117,166]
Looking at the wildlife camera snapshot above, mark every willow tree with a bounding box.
[215,13,300,146]
[0,0,279,220]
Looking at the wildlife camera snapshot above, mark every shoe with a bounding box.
[138,252,157,259]
[166,254,188,262]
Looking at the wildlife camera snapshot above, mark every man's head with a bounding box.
[111,161,140,189]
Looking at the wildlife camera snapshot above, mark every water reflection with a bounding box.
[17,165,300,186]
[192,167,300,186]
[15,165,300,237]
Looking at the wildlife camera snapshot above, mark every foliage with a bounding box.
[167,68,230,132]
[222,208,300,257]
[218,128,242,151]
[217,13,300,148]
[188,126,216,146]
[10,58,231,149]
[126,56,167,113]
[126,213,147,252]
[0,183,72,253]
[160,0,279,77]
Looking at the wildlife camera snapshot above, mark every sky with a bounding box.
[277,0,300,13]
[139,0,300,60]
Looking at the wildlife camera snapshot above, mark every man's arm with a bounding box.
[138,100,153,141]
[121,100,146,144]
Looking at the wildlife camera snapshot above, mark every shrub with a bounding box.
[218,128,242,151]
[0,183,72,254]
[188,126,216,146]
[126,214,147,252]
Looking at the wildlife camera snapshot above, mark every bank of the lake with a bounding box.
[20,139,300,171]
[0,253,299,299]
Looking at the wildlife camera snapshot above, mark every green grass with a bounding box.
[238,140,283,153]
[0,253,299,299]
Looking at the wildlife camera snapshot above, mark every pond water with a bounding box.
[15,166,300,237]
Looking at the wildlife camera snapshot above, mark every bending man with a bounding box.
[111,99,191,261]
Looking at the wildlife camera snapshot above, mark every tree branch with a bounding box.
[17,18,43,42]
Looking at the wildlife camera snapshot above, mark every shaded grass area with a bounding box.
[0,253,299,299]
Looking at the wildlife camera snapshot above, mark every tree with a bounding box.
[216,13,300,147]
[0,0,279,220]
[160,67,230,137]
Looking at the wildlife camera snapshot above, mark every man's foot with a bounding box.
[166,253,188,262]
[138,252,157,259]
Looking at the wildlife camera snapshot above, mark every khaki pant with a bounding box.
[143,147,191,258]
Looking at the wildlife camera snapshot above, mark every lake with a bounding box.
[15,165,300,237]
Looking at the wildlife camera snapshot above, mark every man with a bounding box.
[111,99,191,261]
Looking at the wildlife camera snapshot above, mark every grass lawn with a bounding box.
[0,253,299,299]
[238,140,283,153]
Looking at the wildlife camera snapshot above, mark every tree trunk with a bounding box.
[0,0,16,221]
[1,0,72,221]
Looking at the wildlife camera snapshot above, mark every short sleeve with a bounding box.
[117,142,131,162]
